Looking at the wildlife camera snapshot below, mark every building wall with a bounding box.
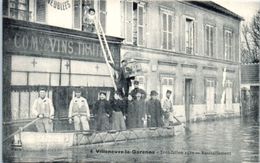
[121,1,241,122]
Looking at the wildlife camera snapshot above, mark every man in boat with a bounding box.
[109,59,135,98]
[93,91,111,131]
[31,86,55,132]
[146,90,164,127]
[161,90,174,127]
[127,91,146,129]
[129,80,146,100]
[110,91,127,131]
[68,87,90,131]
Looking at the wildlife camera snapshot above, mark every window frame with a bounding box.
[160,8,174,51]
[205,24,215,57]
[184,16,195,54]
[72,0,82,30]
[224,29,233,61]
[137,3,145,46]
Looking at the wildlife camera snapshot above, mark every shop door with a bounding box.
[185,79,192,123]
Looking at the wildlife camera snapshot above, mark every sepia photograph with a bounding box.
[2,0,259,162]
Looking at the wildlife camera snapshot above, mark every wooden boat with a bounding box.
[13,125,184,151]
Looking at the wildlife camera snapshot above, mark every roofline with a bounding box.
[182,1,244,21]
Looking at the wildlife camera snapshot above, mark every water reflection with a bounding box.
[4,118,259,162]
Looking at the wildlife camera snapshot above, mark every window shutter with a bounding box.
[162,13,167,49]
[99,0,106,33]
[194,20,198,55]
[3,0,8,16]
[168,15,173,50]
[125,1,133,43]
[204,25,208,56]
[137,5,144,46]
[180,15,186,52]
[213,27,216,58]
[36,0,46,23]
[73,0,81,29]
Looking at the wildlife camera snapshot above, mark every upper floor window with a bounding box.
[125,1,145,46]
[224,30,233,60]
[4,0,107,33]
[185,17,194,54]
[161,9,174,50]
[205,24,215,57]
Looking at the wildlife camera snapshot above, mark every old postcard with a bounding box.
[2,0,259,162]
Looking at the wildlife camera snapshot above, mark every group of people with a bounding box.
[31,82,175,133]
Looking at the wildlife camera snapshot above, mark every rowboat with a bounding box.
[13,124,184,151]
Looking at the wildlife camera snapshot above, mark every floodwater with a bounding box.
[4,118,259,162]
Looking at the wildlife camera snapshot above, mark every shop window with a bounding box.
[205,24,215,57]
[224,30,233,60]
[161,10,173,50]
[185,18,194,54]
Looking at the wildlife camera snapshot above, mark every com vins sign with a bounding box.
[48,0,71,10]
[4,28,119,61]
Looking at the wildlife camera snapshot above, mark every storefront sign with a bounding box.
[48,0,71,10]
[4,28,119,61]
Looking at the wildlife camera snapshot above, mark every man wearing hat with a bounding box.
[32,86,55,132]
[68,87,90,131]
[146,90,164,127]
[130,80,146,100]
[162,90,174,126]
[109,59,135,98]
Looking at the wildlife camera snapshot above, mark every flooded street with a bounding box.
[4,118,259,162]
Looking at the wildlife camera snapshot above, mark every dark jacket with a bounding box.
[146,98,163,127]
[94,99,110,131]
[127,99,146,128]
[110,99,126,115]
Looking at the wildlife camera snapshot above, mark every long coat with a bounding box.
[146,99,163,127]
[93,99,110,131]
[110,99,126,130]
[126,99,146,129]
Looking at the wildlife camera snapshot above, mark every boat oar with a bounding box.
[3,117,40,143]
[172,116,192,133]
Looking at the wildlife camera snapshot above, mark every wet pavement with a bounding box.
[3,118,259,162]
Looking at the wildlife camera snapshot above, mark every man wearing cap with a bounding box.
[109,59,135,98]
[146,90,164,127]
[68,87,90,131]
[162,90,174,127]
[32,87,55,132]
[130,80,146,100]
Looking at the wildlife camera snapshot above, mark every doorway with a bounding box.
[185,79,192,123]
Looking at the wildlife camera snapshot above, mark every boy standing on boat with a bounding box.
[162,90,174,127]
[110,92,126,131]
[94,91,110,131]
[68,87,90,131]
[32,87,55,133]
[147,90,164,127]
